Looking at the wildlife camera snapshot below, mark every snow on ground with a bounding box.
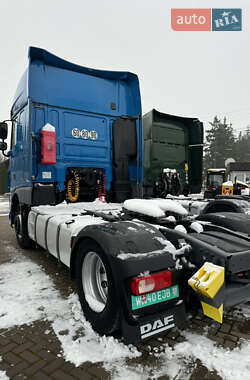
[0,357,8,380]
[0,248,141,371]
[0,371,8,380]
[0,196,9,215]
[52,294,140,366]
[155,331,250,380]
[0,258,67,328]
[1,226,250,379]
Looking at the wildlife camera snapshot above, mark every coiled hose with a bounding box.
[67,172,80,202]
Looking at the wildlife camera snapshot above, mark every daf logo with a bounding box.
[140,315,175,339]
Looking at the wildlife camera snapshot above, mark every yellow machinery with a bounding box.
[204,169,226,198]
[221,181,233,196]
[222,180,250,196]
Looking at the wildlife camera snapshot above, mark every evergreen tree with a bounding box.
[233,131,250,162]
[204,116,235,172]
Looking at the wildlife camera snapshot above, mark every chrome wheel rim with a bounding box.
[82,251,108,312]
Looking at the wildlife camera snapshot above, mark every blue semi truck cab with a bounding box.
[0,47,143,246]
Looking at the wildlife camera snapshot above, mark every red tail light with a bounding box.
[130,270,172,296]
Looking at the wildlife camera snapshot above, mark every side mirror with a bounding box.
[0,122,8,140]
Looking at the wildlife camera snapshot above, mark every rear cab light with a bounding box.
[130,270,172,296]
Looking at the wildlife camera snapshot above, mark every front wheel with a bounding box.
[75,240,120,335]
[14,205,35,250]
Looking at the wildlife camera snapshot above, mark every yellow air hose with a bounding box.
[67,172,80,202]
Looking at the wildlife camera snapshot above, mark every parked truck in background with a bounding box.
[143,109,203,197]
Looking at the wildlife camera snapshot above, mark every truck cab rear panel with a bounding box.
[9,47,143,206]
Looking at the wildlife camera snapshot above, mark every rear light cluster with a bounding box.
[130,270,172,296]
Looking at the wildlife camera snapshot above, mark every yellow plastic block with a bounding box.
[188,262,224,299]
[201,302,223,323]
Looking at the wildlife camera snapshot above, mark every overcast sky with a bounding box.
[0,0,249,140]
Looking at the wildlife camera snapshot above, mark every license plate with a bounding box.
[131,285,179,310]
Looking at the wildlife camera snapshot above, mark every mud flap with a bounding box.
[121,301,186,344]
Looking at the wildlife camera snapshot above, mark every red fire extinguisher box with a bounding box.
[41,123,56,165]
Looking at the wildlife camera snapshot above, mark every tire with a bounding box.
[14,205,35,250]
[75,240,120,335]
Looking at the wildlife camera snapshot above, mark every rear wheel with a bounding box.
[14,205,35,249]
[75,240,120,335]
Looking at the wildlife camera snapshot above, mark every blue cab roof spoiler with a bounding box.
[28,46,137,81]
[11,47,141,118]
